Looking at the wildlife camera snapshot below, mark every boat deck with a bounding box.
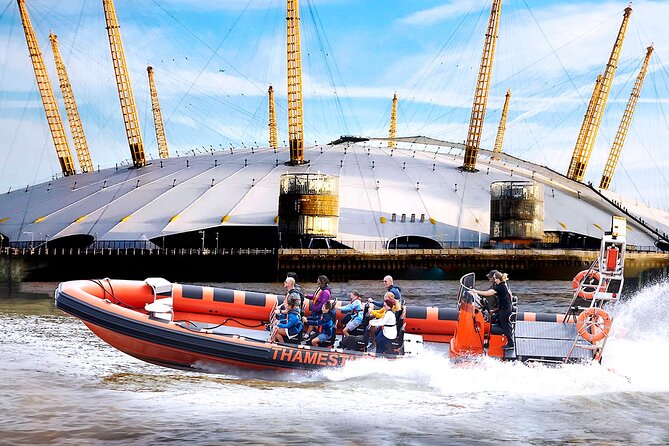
[177,321,272,342]
[509,321,593,362]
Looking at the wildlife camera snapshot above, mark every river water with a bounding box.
[1,279,668,445]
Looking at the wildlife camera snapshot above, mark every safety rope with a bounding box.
[175,317,266,332]
[87,278,142,310]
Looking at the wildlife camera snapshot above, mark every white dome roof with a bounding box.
[1,138,667,248]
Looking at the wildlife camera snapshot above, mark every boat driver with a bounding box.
[480,270,500,317]
[472,271,514,350]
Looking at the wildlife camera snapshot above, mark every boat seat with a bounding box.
[145,298,173,313]
[490,324,506,335]
[145,277,173,296]
[283,336,301,345]
[340,334,366,351]
[145,297,174,322]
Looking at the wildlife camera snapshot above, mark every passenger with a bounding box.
[287,271,304,308]
[283,276,304,317]
[366,291,396,347]
[340,290,364,336]
[472,271,514,349]
[369,275,402,311]
[275,276,301,320]
[368,297,398,353]
[269,296,302,343]
[309,300,335,347]
[368,291,401,317]
[302,275,332,339]
[383,275,402,302]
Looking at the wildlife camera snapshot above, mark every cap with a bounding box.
[384,297,396,308]
[486,270,499,279]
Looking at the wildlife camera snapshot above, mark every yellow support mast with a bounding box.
[49,32,94,173]
[268,85,278,149]
[147,66,169,159]
[462,0,503,172]
[567,5,632,182]
[599,46,654,190]
[567,74,602,178]
[17,0,75,176]
[388,93,398,148]
[286,0,306,165]
[491,88,510,161]
[102,0,146,168]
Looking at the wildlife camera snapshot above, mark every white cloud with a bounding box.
[399,1,487,27]
[1,0,668,210]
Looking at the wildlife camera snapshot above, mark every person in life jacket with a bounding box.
[368,291,401,318]
[269,296,302,343]
[472,271,514,349]
[384,275,401,300]
[369,275,402,311]
[286,271,304,311]
[309,300,335,347]
[302,275,332,338]
[365,291,397,348]
[340,290,364,336]
[368,296,398,353]
[276,276,303,320]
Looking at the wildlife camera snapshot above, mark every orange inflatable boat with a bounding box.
[55,218,627,372]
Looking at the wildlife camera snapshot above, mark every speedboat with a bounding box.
[55,218,627,372]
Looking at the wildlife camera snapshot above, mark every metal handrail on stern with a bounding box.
[266,299,280,342]
[563,216,626,363]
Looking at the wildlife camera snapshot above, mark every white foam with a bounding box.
[601,279,669,391]
[319,279,669,397]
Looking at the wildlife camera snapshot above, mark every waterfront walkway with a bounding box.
[1,246,667,283]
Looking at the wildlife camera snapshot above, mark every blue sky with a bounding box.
[1,0,668,209]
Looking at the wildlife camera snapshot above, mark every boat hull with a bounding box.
[55,282,364,372]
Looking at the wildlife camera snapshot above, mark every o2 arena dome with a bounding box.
[2,1,669,254]
[1,137,667,252]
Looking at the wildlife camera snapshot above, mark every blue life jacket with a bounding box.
[316,311,335,337]
[340,299,363,323]
[279,308,303,336]
[388,284,401,301]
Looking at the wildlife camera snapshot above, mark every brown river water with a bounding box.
[1,279,669,445]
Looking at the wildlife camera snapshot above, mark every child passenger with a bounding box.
[270,296,302,343]
[340,290,364,336]
[309,300,335,347]
[368,297,398,354]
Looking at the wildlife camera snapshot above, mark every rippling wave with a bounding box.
[1,280,668,445]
